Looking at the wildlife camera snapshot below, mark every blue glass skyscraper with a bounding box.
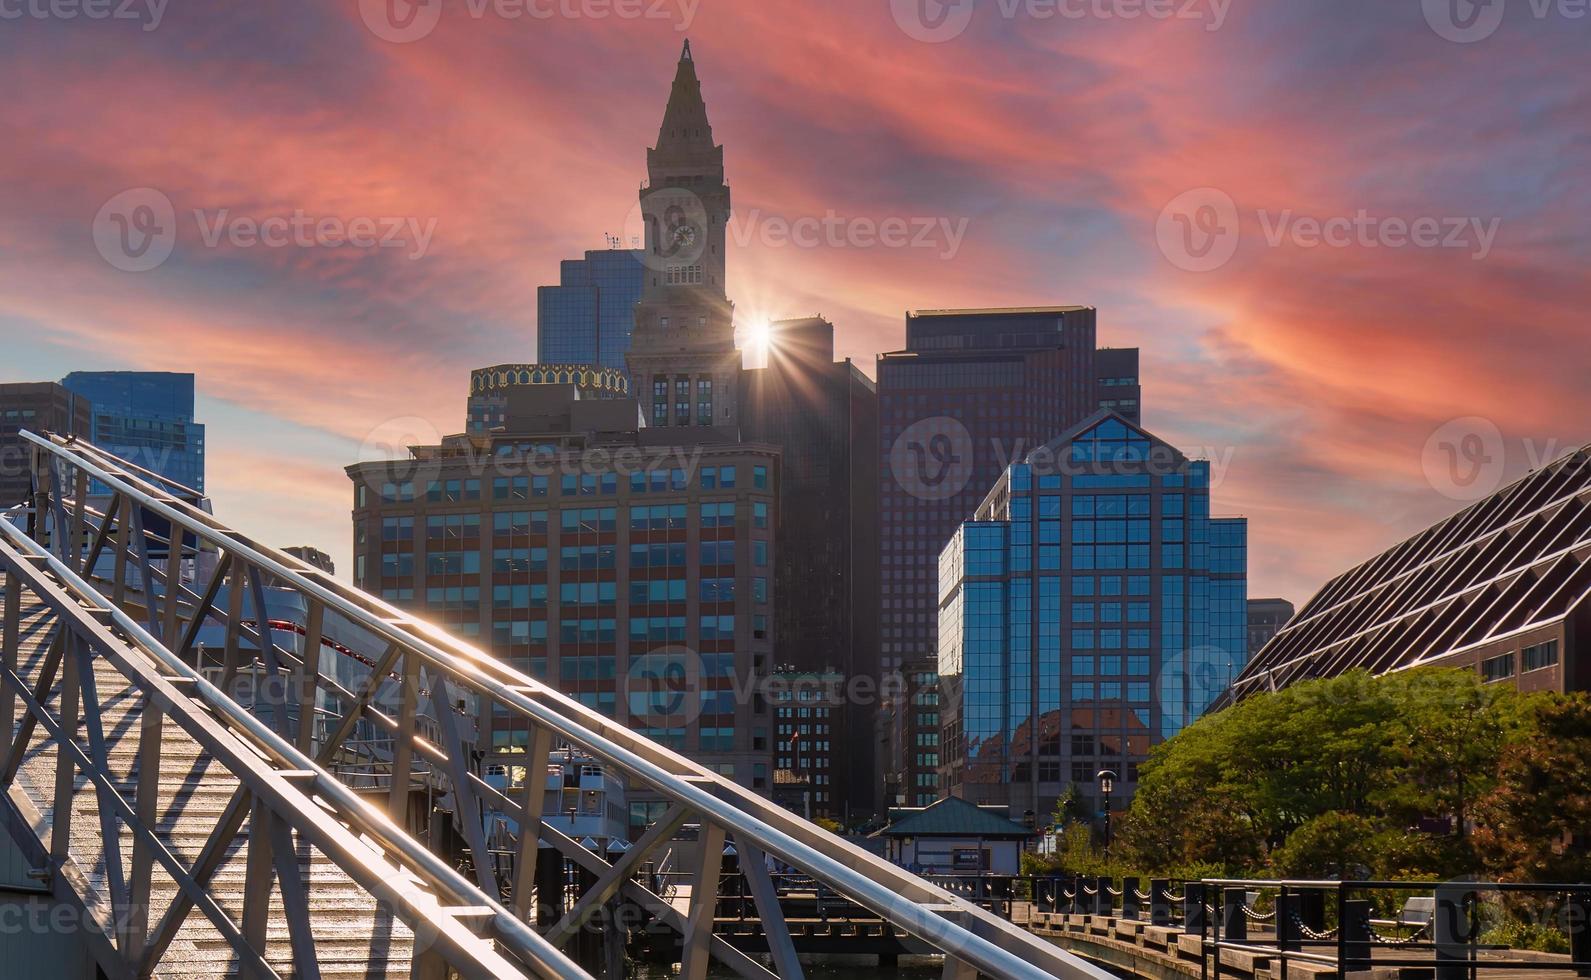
[60,371,205,492]
[536,249,646,372]
[937,411,1245,821]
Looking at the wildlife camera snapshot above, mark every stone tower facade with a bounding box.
[627,40,742,438]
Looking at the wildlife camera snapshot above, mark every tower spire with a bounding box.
[630,41,738,438]
[655,39,714,154]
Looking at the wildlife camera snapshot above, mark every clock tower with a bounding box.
[627,40,741,437]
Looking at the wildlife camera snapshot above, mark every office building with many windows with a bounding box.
[1095,347,1142,425]
[346,379,779,833]
[768,669,844,820]
[936,412,1247,821]
[60,371,205,492]
[882,658,943,808]
[536,249,646,372]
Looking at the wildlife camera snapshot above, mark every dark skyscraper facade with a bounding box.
[741,316,879,817]
[1095,347,1142,426]
[1246,597,1295,657]
[878,307,1108,677]
[536,248,646,372]
[0,382,93,506]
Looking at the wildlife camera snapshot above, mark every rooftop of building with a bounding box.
[469,363,630,397]
[906,306,1094,317]
[873,796,1033,839]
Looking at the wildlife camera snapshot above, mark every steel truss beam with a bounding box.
[0,513,587,980]
[17,429,1113,980]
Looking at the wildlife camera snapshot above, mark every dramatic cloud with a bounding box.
[1,0,1586,603]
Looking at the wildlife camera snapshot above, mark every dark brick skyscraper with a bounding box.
[877,306,1140,807]
[741,316,879,818]
[879,308,1103,674]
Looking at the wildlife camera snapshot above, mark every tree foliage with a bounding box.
[1472,695,1591,882]
[1117,668,1588,881]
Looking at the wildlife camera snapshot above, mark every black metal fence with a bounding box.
[919,874,1591,979]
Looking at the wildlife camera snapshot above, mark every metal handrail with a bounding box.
[0,508,589,980]
[22,430,1106,980]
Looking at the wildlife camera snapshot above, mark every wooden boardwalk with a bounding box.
[1010,905,1585,980]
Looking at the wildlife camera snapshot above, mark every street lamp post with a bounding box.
[1096,769,1117,860]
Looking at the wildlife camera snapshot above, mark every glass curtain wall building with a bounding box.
[60,371,205,492]
[536,249,646,373]
[937,412,1246,821]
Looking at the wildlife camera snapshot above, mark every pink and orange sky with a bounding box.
[1,0,1587,605]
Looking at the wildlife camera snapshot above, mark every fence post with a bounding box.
[536,845,564,927]
[1298,889,1325,933]
[1097,876,1113,917]
[1338,898,1372,974]
[1435,883,1474,980]
[1569,891,1591,979]
[1123,876,1141,922]
[1151,878,1171,927]
[1224,888,1247,943]
[1185,882,1207,934]
[1276,893,1301,952]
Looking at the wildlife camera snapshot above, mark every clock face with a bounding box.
[672,223,698,249]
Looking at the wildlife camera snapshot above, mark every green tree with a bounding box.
[1117,668,1540,880]
[1472,694,1591,882]
[1270,811,1378,878]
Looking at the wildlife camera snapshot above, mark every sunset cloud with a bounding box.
[1,1,1585,603]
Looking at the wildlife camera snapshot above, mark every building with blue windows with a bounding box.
[936,411,1245,823]
[60,371,205,492]
[536,249,646,372]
